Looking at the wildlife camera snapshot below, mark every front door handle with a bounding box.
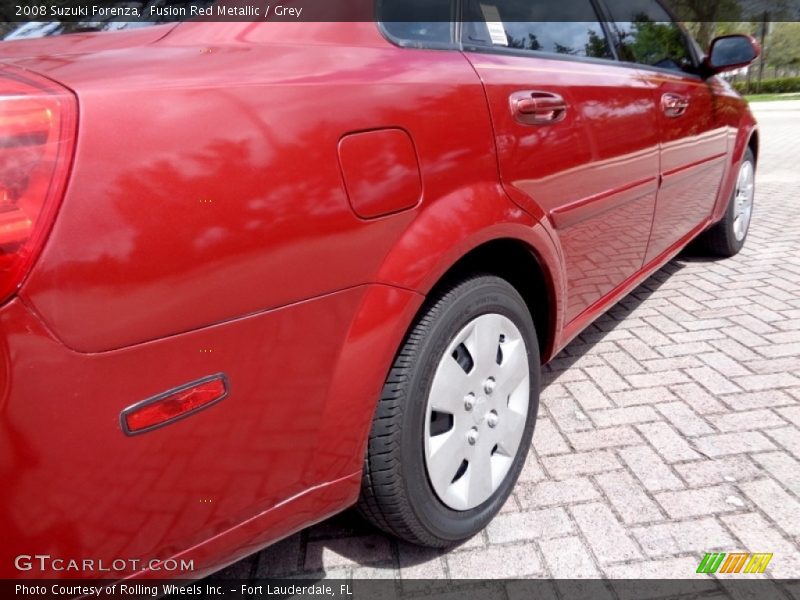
[510,91,568,125]
[661,93,690,118]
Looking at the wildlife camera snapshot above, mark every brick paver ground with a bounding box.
[220,101,800,582]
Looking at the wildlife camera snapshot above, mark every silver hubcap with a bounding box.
[424,313,530,511]
[733,160,755,242]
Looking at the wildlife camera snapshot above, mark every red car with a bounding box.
[1,0,759,580]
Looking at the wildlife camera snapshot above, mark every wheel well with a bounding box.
[748,130,759,164]
[428,239,554,363]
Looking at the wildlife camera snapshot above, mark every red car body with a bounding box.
[0,16,757,580]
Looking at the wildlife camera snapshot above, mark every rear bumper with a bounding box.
[0,284,422,579]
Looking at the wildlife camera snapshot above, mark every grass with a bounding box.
[745,93,800,102]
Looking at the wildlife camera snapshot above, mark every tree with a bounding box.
[619,15,691,68]
[585,29,611,58]
[767,22,800,72]
[668,0,743,48]
[554,42,577,56]
[507,33,542,51]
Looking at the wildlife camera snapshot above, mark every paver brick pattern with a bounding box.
[219,102,800,583]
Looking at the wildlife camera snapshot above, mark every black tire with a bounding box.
[357,275,540,547]
[698,148,756,257]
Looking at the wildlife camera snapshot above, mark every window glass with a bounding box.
[606,0,694,72]
[463,0,612,59]
[378,0,453,46]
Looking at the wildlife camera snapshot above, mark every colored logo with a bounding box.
[697,552,773,574]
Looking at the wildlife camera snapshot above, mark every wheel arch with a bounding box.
[711,118,759,225]
[311,209,565,487]
[371,186,566,363]
[747,127,759,164]
[422,239,558,364]
[309,233,562,483]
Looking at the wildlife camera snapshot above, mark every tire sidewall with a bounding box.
[399,277,540,543]
[725,149,756,253]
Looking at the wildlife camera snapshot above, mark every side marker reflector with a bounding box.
[120,374,228,436]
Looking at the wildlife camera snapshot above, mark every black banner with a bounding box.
[2,579,799,600]
[0,0,799,24]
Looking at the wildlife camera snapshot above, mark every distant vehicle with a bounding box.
[0,0,759,580]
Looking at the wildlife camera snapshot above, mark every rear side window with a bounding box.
[605,0,695,72]
[462,0,612,60]
[0,1,213,41]
[378,0,454,47]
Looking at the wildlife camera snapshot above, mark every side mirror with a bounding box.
[705,34,760,75]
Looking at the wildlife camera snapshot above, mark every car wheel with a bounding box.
[358,275,540,547]
[699,148,756,257]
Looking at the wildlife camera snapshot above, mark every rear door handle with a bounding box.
[661,93,689,118]
[510,91,568,125]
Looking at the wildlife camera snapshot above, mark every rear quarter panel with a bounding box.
[13,22,503,353]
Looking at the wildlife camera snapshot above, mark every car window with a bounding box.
[378,0,453,46]
[0,1,213,41]
[605,0,695,73]
[462,0,612,60]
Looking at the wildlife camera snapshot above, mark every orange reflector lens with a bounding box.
[121,374,228,435]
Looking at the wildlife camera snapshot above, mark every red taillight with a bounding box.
[0,68,77,304]
[121,375,229,435]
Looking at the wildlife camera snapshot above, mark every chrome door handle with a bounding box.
[510,91,568,125]
[662,93,689,118]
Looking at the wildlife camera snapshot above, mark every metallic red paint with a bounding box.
[643,72,728,264]
[466,54,661,324]
[338,128,422,219]
[0,286,419,579]
[0,20,757,580]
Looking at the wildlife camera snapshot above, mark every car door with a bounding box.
[604,0,729,263]
[462,0,661,324]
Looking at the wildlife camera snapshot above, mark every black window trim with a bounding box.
[460,43,623,69]
[375,0,460,50]
[591,0,620,61]
[457,0,620,66]
[593,0,706,79]
[375,0,708,80]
